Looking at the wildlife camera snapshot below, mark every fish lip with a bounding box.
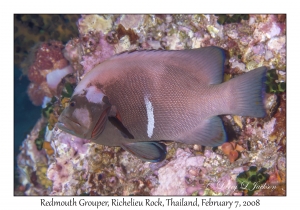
[57,121,89,138]
[57,115,82,134]
[59,115,82,127]
[64,115,82,127]
[56,121,76,135]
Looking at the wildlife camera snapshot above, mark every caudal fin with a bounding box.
[227,67,267,117]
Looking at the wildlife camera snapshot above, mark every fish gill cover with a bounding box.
[15,14,286,196]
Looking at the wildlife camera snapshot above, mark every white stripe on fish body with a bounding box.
[144,95,155,138]
[86,86,105,104]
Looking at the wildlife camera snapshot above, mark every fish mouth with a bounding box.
[57,115,82,135]
[56,121,77,136]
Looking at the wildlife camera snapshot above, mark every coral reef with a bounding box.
[63,38,83,76]
[14,14,80,67]
[79,31,115,73]
[152,148,205,195]
[16,118,52,195]
[16,14,286,196]
[216,14,249,25]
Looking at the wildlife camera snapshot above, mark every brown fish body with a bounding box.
[77,48,221,138]
[75,47,264,141]
[59,47,266,161]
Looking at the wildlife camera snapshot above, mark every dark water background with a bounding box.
[14,67,41,168]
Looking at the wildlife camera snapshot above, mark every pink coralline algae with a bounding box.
[151,148,205,195]
[58,132,90,155]
[79,32,115,73]
[46,131,91,195]
[63,38,83,74]
[151,147,247,196]
[47,155,74,193]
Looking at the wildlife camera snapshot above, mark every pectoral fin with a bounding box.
[177,116,227,147]
[121,141,167,162]
[108,116,134,139]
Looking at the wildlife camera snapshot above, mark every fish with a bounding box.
[57,46,266,162]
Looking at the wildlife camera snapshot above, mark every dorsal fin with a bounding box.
[112,48,163,57]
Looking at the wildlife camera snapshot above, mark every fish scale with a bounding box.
[104,65,205,140]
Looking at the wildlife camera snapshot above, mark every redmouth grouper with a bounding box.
[57,46,266,162]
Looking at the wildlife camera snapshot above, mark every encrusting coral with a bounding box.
[236,166,270,195]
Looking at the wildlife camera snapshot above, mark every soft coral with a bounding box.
[26,41,70,105]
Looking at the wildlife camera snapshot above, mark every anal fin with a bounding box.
[121,142,167,162]
[176,116,227,147]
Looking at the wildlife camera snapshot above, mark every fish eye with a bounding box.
[70,101,76,107]
[102,96,110,105]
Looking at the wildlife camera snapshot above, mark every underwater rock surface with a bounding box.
[15,14,286,196]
